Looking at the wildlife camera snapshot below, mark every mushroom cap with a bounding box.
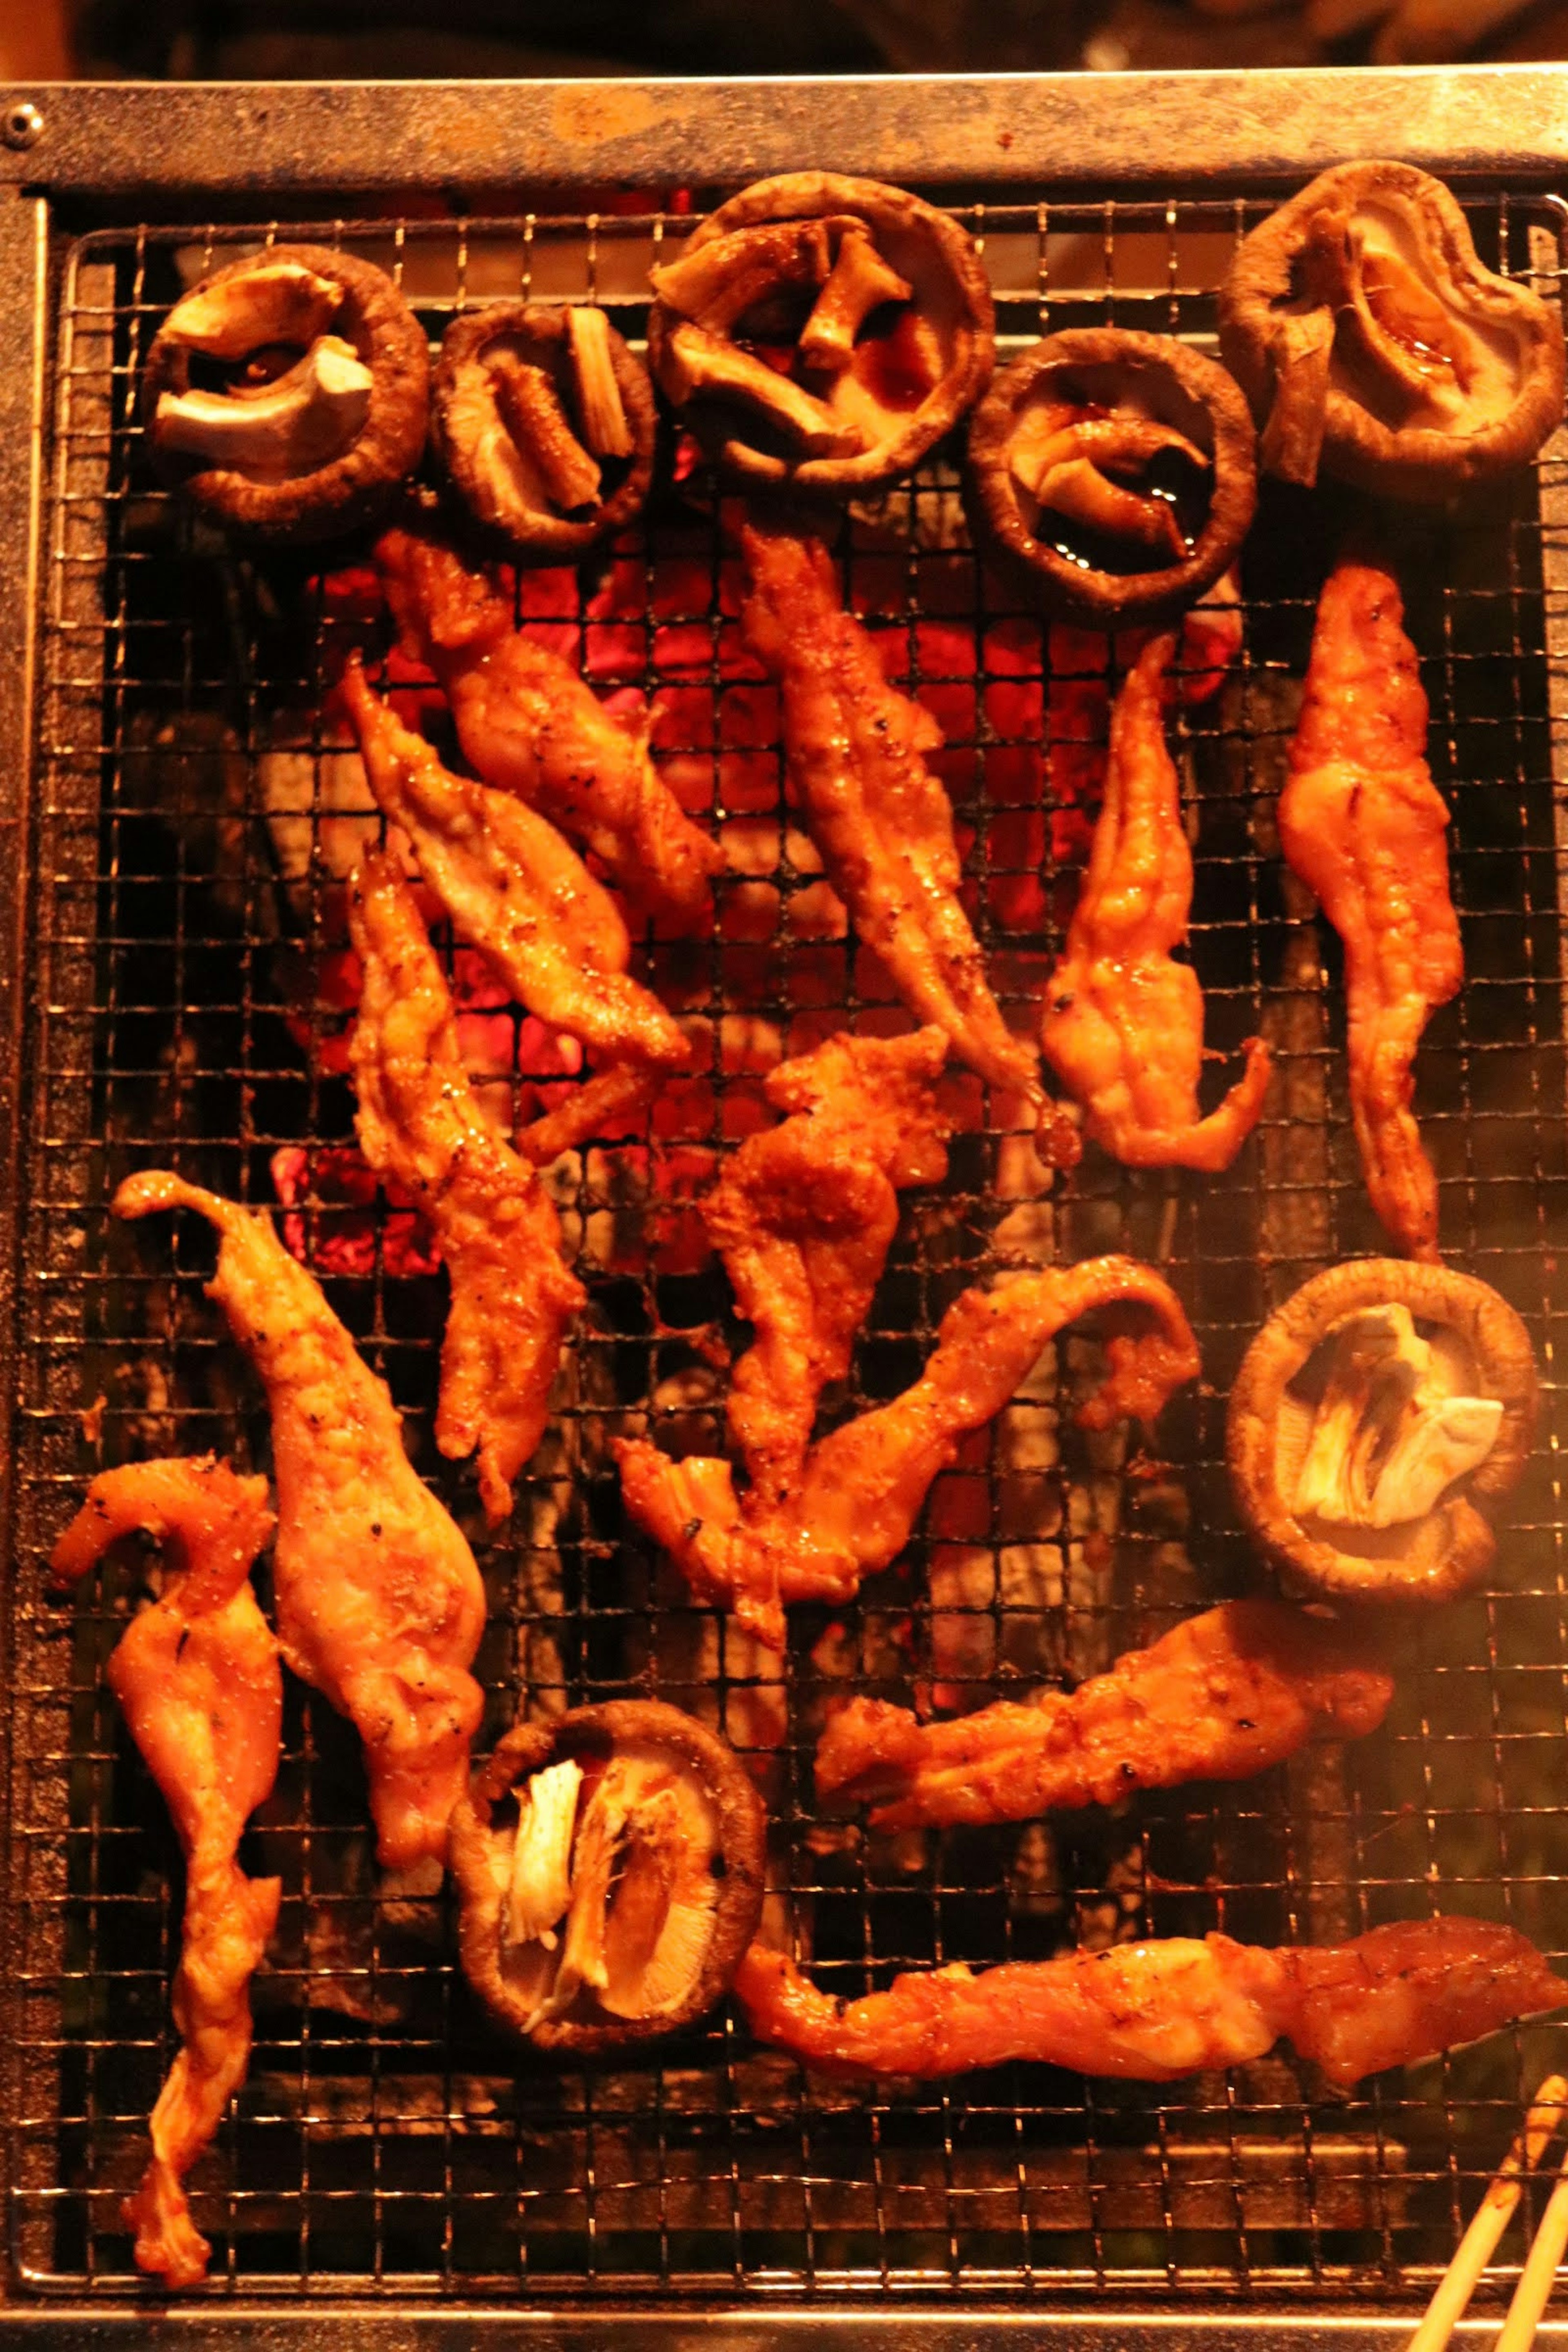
[449,1697,766,2054]
[1219,160,1566,503]
[1227,1258,1538,1606]
[431,303,657,560]
[646,170,994,494]
[965,327,1258,629]
[143,243,430,544]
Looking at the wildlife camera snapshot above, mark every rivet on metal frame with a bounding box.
[1,101,44,152]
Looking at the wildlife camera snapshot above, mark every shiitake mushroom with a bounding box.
[431,303,657,559]
[143,244,430,543]
[646,171,994,494]
[1219,160,1566,502]
[965,328,1258,628]
[449,1699,766,2054]
[1227,1259,1538,1608]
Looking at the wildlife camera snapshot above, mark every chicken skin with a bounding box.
[618,1255,1198,1649]
[737,1915,1562,2087]
[377,528,722,930]
[1280,562,1461,1261]
[347,851,586,1524]
[341,657,690,1071]
[815,1598,1393,1829]
[51,1457,282,2288]
[115,1171,485,1871]
[739,524,1040,1103]
[1041,630,1270,1168]
[705,1027,950,1506]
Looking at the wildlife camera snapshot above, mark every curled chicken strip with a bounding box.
[347,851,586,1523]
[377,529,723,930]
[51,1457,282,2288]
[737,1915,1563,2086]
[815,1598,1393,1829]
[1280,562,1461,1261]
[115,1171,485,1870]
[618,1255,1198,1649]
[341,657,691,1071]
[705,1027,950,1505]
[740,523,1040,1104]
[1041,630,1270,1168]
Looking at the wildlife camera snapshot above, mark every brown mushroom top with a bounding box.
[1227,1258,1538,1607]
[966,328,1257,629]
[143,243,430,543]
[449,1698,766,2054]
[431,303,657,559]
[645,171,994,494]
[1219,160,1566,502]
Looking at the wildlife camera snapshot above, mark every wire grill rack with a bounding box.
[7,183,1568,2306]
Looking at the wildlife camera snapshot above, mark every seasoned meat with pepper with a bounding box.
[815,1599,1392,1829]
[51,1457,282,2287]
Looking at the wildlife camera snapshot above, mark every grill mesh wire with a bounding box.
[8,187,1568,2299]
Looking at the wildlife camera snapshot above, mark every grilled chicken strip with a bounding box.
[1280,562,1461,1261]
[739,523,1040,1104]
[737,1916,1563,2086]
[815,1598,1392,1829]
[706,1026,950,1505]
[347,851,586,1524]
[51,1458,282,2287]
[377,527,723,929]
[341,657,691,1071]
[1041,631,1270,1168]
[618,1255,1198,1649]
[115,1171,485,1870]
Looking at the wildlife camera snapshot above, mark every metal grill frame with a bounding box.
[7,70,1568,2349]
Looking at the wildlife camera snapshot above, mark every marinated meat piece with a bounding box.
[815,1599,1393,1829]
[740,523,1040,1103]
[705,1026,950,1505]
[341,657,691,1071]
[737,1916,1563,2085]
[1040,630,1270,1169]
[617,1255,1198,1649]
[1280,564,1461,1261]
[377,529,722,929]
[50,1458,282,2287]
[347,851,586,1523]
[114,1172,485,1871]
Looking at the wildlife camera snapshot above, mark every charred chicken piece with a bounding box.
[815,1599,1392,1831]
[966,329,1258,629]
[376,528,723,932]
[737,1915,1563,2086]
[647,172,994,494]
[340,657,692,1070]
[1228,1258,1537,1606]
[617,1254,1198,1650]
[1281,563,1459,1260]
[50,1458,282,2288]
[450,1700,766,2051]
[739,522,1040,1104]
[114,1172,486,1870]
[1040,629,1270,1170]
[1220,160,1566,500]
[347,852,586,1524]
[143,245,430,542]
[705,1027,951,1507]
[431,303,657,558]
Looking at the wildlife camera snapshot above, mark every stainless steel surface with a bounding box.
[2,70,1568,196]
[0,71,1567,2341]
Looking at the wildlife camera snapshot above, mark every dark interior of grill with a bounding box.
[8,189,1568,2302]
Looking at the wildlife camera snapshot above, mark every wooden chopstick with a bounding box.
[1403,2074,1568,2352]
[1493,2127,1568,2352]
